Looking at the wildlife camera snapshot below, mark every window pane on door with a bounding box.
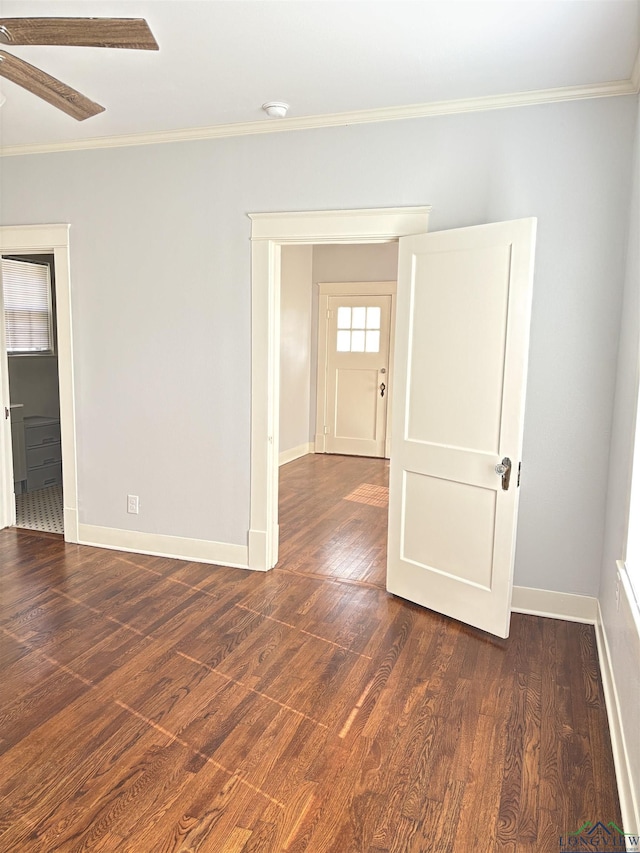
[337,330,351,352]
[337,307,351,329]
[366,307,381,329]
[352,307,366,329]
[365,330,380,352]
[351,330,365,352]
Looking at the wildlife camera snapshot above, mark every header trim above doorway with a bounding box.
[248,206,431,243]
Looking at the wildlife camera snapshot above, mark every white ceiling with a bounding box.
[0,0,638,152]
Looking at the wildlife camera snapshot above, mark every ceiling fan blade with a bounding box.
[0,50,104,120]
[0,18,158,50]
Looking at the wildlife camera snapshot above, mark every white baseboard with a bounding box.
[595,568,640,840]
[77,523,249,569]
[596,605,639,842]
[247,527,268,571]
[63,506,79,543]
[511,585,598,623]
[279,442,313,466]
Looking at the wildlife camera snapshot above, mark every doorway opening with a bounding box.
[0,224,78,542]
[248,206,432,573]
[278,243,398,586]
[2,253,64,534]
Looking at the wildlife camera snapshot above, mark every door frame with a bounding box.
[314,281,397,458]
[248,206,431,571]
[0,224,79,541]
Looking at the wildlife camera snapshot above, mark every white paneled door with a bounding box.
[325,294,392,457]
[387,219,536,638]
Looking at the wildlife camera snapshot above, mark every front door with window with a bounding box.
[322,293,392,457]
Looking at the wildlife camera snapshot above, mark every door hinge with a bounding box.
[4,406,9,420]
[323,425,328,435]
[517,462,522,487]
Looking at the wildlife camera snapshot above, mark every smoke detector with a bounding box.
[262,101,289,119]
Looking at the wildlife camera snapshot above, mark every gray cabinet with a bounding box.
[24,415,62,492]
[10,405,26,490]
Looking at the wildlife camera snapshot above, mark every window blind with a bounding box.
[2,258,54,354]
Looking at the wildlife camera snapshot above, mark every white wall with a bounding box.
[279,245,313,457]
[598,93,640,827]
[313,243,399,283]
[0,95,636,595]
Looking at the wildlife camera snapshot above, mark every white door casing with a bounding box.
[387,219,536,638]
[0,224,79,541]
[315,282,396,458]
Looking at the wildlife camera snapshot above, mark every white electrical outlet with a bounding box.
[127,494,139,514]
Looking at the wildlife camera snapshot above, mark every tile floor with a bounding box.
[15,483,64,534]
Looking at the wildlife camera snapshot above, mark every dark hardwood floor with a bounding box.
[278,454,389,588]
[0,454,621,851]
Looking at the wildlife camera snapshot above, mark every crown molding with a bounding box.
[1,78,637,158]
